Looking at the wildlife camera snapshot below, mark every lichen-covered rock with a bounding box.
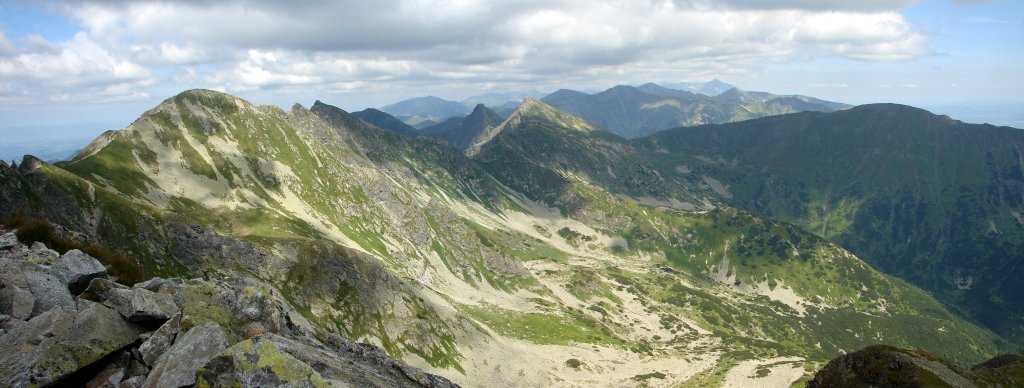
[103,287,179,322]
[0,299,144,387]
[196,335,328,388]
[271,334,459,388]
[232,284,282,339]
[143,322,227,388]
[53,249,108,294]
[139,312,180,366]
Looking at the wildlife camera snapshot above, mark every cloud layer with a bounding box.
[0,0,930,104]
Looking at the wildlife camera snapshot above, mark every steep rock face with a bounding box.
[639,104,1024,343]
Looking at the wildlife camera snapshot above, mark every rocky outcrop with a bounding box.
[196,335,328,387]
[809,345,1024,388]
[53,249,108,294]
[103,287,179,322]
[144,322,228,388]
[0,228,458,388]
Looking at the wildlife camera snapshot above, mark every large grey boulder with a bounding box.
[196,335,328,387]
[143,322,227,388]
[53,249,108,294]
[0,232,17,250]
[103,287,179,322]
[0,299,145,387]
[0,282,34,319]
[138,312,181,366]
[0,260,74,318]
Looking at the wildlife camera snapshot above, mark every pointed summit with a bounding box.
[421,103,503,152]
[505,98,599,133]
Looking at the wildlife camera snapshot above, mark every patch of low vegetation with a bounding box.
[1,211,146,285]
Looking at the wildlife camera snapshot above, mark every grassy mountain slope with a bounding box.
[1,90,1012,387]
[542,84,850,139]
[639,103,1024,346]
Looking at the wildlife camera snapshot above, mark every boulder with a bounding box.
[53,249,108,294]
[0,232,17,250]
[139,312,181,366]
[79,277,129,302]
[143,322,227,388]
[103,287,179,322]
[196,335,328,388]
[0,300,145,387]
[0,283,34,319]
[132,277,182,293]
[2,249,74,318]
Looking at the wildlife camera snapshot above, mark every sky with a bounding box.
[0,0,1022,147]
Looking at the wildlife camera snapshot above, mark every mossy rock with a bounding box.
[197,336,329,388]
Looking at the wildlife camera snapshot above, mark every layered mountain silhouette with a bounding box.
[0,89,1020,387]
[542,84,850,138]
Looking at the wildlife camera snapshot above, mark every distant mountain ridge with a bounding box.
[542,83,851,138]
[380,96,470,121]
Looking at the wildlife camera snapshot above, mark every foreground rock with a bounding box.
[0,229,458,387]
[809,345,1024,388]
[53,249,108,294]
[0,300,145,386]
[144,322,228,388]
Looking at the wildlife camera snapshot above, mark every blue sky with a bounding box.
[0,0,1021,147]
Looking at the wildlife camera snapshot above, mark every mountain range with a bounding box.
[380,82,850,140]
[0,89,1021,387]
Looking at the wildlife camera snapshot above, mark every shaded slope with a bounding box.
[639,103,1024,344]
[420,104,504,151]
[470,98,705,210]
[352,108,419,136]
